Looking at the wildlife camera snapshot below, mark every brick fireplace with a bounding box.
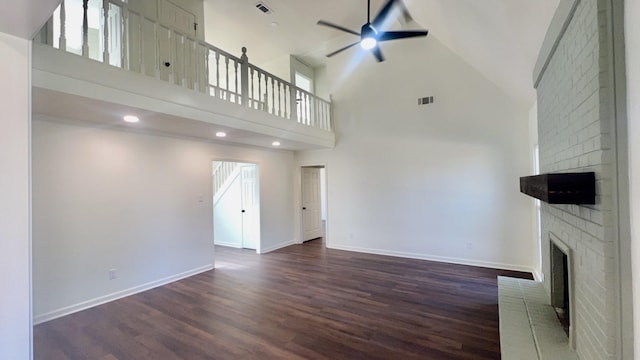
[549,233,574,346]
[534,0,626,358]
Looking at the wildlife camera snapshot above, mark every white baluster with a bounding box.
[194,42,200,93]
[314,97,319,128]
[215,52,220,98]
[278,82,282,117]
[182,36,187,87]
[302,91,307,124]
[250,68,255,108]
[82,0,89,57]
[322,102,327,130]
[59,0,66,50]
[234,60,239,103]
[305,93,310,125]
[205,49,210,95]
[102,0,109,64]
[225,56,230,101]
[326,102,330,130]
[138,18,145,74]
[240,47,248,106]
[290,86,297,122]
[284,84,289,119]
[271,78,276,115]
[257,72,262,110]
[122,7,129,70]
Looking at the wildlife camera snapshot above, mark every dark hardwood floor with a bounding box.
[34,239,532,359]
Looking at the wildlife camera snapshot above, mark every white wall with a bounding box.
[0,32,32,360]
[625,0,640,356]
[315,65,330,101]
[296,37,534,271]
[528,103,541,280]
[32,118,296,322]
[258,54,291,83]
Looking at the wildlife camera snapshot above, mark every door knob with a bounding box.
[241,210,246,213]
[302,207,307,210]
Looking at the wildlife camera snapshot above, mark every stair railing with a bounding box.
[40,0,332,132]
[213,162,240,200]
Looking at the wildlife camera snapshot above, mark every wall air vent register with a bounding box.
[255,2,272,14]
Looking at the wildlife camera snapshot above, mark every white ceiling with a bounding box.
[0,0,61,39]
[203,0,560,108]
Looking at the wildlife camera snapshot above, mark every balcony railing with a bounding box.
[38,0,332,132]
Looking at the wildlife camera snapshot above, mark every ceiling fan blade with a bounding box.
[397,0,413,23]
[372,0,399,30]
[379,30,429,42]
[326,41,361,57]
[317,20,361,37]
[371,46,385,62]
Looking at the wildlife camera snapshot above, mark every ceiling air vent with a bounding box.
[255,2,272,14]
[418,96,435,105]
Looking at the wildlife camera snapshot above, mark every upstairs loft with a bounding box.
[32,0,335,150]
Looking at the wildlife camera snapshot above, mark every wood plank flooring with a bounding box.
[34,240,532,359]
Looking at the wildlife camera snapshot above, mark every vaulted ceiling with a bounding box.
[204,0,560,108]
[0,0,559,109]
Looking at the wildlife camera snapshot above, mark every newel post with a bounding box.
[59,0,67,50]
[240,47,249,107]
[82,0,89,57]
[290,85,298,122]
[102,0,110,64]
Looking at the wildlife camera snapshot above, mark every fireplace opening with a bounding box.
[550,241,570,337]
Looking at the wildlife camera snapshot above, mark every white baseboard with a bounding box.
[260,239,296,254]
[34,264,213,325]
[328,244,535,274]
[214,241,242,248]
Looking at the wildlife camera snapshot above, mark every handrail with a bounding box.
[213,162,240,200]
[42,0,332,132]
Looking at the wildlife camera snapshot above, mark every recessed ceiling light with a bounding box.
[123,115,139,123]
[272,141,281,147]
[216,131,227,138]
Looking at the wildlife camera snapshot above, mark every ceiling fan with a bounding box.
[317,0,428,62]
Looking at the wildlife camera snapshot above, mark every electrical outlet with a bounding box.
[109,268,117,280]
[466,241,473,250]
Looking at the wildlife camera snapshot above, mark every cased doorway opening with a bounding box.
[212,161,260,252]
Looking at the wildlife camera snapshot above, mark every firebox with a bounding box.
[550,234,575,348]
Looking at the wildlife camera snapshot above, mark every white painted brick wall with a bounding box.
[536,0,618,359]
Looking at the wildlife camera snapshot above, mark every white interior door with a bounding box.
[302,167,323,241]
[213,173,243,248]
[158,0,197,84]
[241,165,259,250]
[159,0,197,37]
[106,3,122,67]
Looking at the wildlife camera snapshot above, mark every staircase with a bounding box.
[213,161,241,205]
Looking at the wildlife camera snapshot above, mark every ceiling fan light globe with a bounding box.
[361,37,377,50]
